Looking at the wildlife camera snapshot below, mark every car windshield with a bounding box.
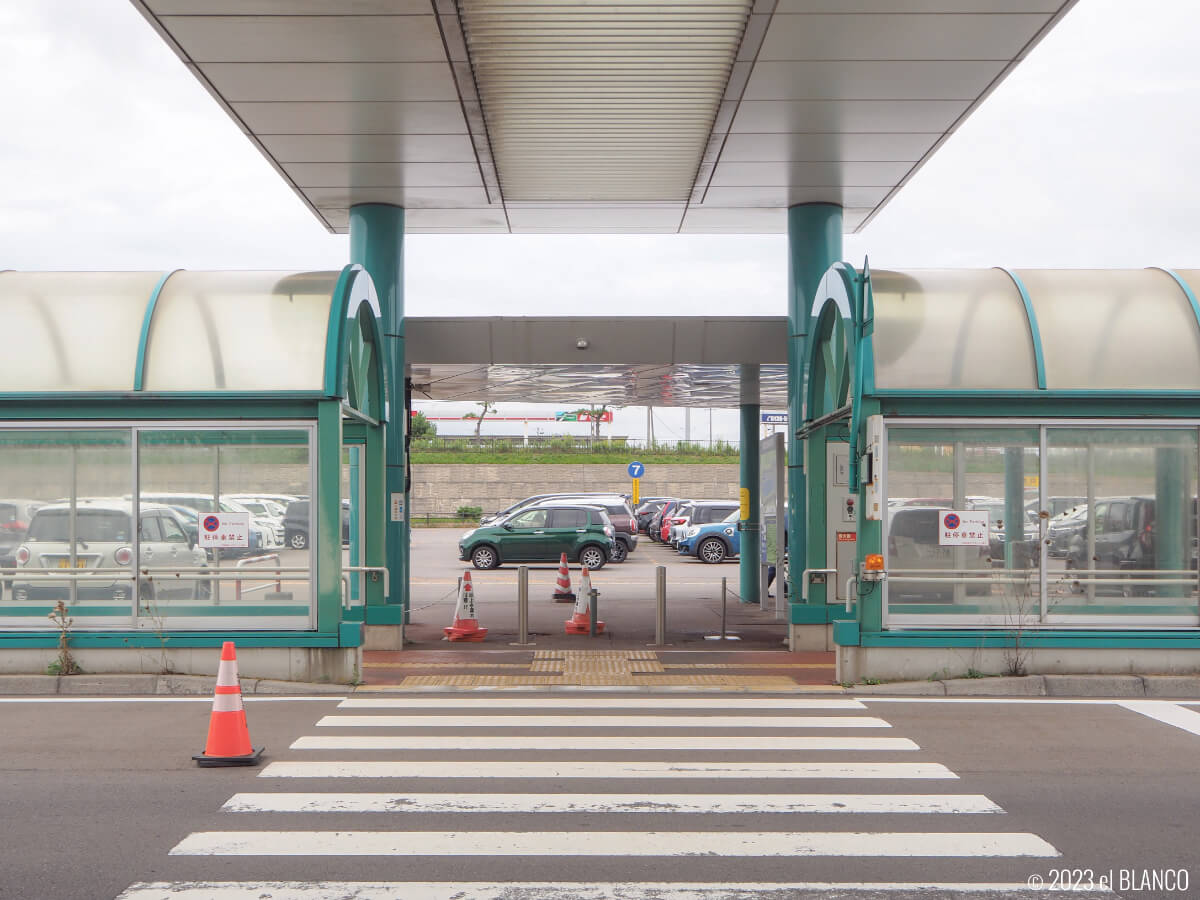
[28,509,132,542]
[240,501,268,515]
[722,510,739,523]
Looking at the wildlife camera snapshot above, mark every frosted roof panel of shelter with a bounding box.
[133,0,1077,233]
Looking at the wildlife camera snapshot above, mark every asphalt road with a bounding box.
[4,693,1198,899]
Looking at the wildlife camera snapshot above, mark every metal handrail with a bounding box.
[800,568,838,603]
[341,566,390,610]
[234,554,282,603]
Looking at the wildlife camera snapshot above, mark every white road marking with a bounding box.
[856,698,1121,704]
[1119,700,1200,737]
[291,734,918,751]
[117,882,1107,899]
[317,714,890,729]
[223,791,1002,814]
[259,760,957,779]
[340,697,866,709]
[169,830,1058,857]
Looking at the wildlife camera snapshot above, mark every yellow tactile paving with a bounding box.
[395,674,807,688]
[530,659,666,674]
[533,649,659,660]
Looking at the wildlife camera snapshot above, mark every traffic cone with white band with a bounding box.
[193,641,263,767]
[444,571,488,641]
[565,567,604,634]
[553,552,575,603]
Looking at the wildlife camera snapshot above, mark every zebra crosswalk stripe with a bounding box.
[317,714,891,729]
[222,791,1004,814]
[290,734,919,751]
[339,698,867,710]
[169,830,1059,858]
[259,760,957,780]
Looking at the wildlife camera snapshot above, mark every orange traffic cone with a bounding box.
[565,567,604,634]
[193,641,263,767]
[553,552,575,603]
[444,571,488,641]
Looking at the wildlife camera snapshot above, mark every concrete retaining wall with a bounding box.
[410,463,739,516]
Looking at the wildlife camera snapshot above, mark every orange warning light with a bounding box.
[864,553,885,571]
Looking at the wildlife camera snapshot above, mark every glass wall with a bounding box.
[1044,428,1198,623]
[0,430,134,627]
[884,422,1200,628]
[885,427,1040,626]
[0,424,315,631]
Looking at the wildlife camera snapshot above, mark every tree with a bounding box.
[462,401,497,438]
[409,411,436,438]
[574,404,614,440]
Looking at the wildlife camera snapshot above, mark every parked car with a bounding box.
[662,500,693,544]
[539,496,637,562]
[282,499,351,550]
[634,499,671,534]
[1061,496,1198,593]
[669,500,738,547]
[223,495,288,544]
[887,506,990,602]
[458,503,616,570]
[0,499,45,599]
[647,499,679,542]
[1048,504,1088,557]
[10,499,210,606]
[137,493,274,557]
[678,510,741,563]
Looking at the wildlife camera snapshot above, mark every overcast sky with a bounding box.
[3,0,1198,442]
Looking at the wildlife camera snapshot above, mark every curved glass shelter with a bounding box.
[800,264,1200,654]
[0,268,387,656]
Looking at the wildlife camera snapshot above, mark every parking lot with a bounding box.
[405,527,788,649]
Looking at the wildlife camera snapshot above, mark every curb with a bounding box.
[847,673,1200,698]
[0,673,351,697]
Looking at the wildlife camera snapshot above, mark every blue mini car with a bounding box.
[677,511,741,563]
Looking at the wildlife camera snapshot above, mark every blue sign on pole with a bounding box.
[761,412,788,425]
[627,461,645,478]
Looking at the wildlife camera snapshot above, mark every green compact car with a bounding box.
[458,504,616,570]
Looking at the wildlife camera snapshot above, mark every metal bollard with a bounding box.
[589,587,599,637]
[654,565,667,645]
[721,576,728,639]
[516,566,530,644]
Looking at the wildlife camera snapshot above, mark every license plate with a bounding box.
[57,559,87,569]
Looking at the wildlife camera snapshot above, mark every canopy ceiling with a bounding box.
[406,315,788,406]
[131,0,1077,234]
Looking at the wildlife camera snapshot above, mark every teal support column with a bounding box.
[1004,447,1024,571]
[1155,446,1188,600]
[349,204,408,620]
[787,203,842,605]
[740,365,761,605]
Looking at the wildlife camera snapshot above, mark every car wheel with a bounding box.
[697,537,727,564]
[471,545,499,570]
[289,531,308,550]
[611,541,628,563]
[579,544,607,570]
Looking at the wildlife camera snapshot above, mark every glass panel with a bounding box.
[1019,269,1200,390]
[885,427,1040,625]
[872,269,1037,390]
[0,272,163,392]
[1044,428,1198,623]
[137,429,312,630]
[342,446,363,610]
[0,430,134,629]
[141,271,338,392]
